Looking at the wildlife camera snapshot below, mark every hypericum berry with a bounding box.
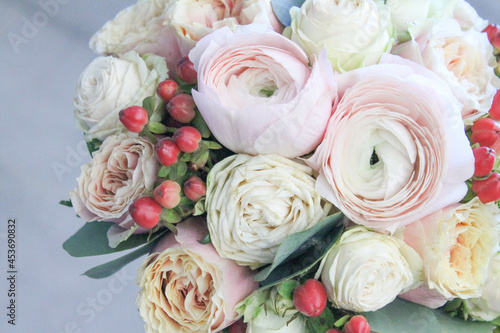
[155,138,181,166]
[174,126,202,153]
[293,279,327,317]
[129,197,162,229]
[119,106,148,133]
[473,147,496,177]
[325,329,343,333]
[472,172,500,203]
[154,180,182,209]
[344,315,370,333]
[167,94,196,123]
[157,79,179,102]
[489,90,500,121]
[176,56,197,84]
[483,24,500,44]
[183,176,206,202]
[227,319,247,333]
[471,118,500,152]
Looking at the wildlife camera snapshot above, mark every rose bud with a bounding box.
[472,172,500,203]
[183,176,206,202]
[129,197,162,229]
[344,315,370,333]
[167,93,196,123]
[157,79,178,102]
[154,180,181,209]
[119,106,148,133]
[176,56,197,85]
[228,319,247,333]
[473,147,496,177]
[293,279,327,317]
[155,138,180,166]
[483,24,500,44]
[471,118,500,153]
[173,126,202,153]
[489,90,500,121]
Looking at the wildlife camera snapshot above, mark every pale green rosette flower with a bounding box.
[74,51,168,142]
[284,0,394,72]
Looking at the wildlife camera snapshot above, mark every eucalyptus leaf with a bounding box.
[63,221,151,257]
[434,310,495,333]
[255,213,344,288]
[272,0,305,27]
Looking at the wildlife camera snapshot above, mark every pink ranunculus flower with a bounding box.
[308,54,474,232]
[400,197,500,307]
[136,217,259,333]
[189,25,337,158]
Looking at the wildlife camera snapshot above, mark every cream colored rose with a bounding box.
[402,198,500,302]
[319,226,423,312]
[464,253,500,321]
[284,0,394,72]
[74,51,167,141]
[136,218,258,333]
[166,0,283,55]
[70,134,158,238]
[206,154,332,268]
[392,18,498,121]
[246,310,307,333]
[89,0,182,72]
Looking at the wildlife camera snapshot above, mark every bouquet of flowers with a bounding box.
[62,0,500,332]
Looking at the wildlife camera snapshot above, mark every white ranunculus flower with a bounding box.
[206,154,332,268]
[246,310,307,333]
[464,253,500,321]
[284,0,394,72]
[401,198,500,308]
[70,134,159,242]
[74,51,167,142]
[392,18,498,122]
[319,226,423,312]
[89,0,183,71]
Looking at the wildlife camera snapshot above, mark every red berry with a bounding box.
[473,147,496,177]
[471,118,500,153]
[489,90,500,121]
[483,24,500,44]
[183,176,206,202]
[325,330,343,333]
[174,126,202,153]
[157,79,179,102]
[129,197,162,229]
[344,315,370,333]
[293,279,327,317]
[167,94,196,123]
[154,180,181,209]
[155,138,181,166]
[176,56,197,84]
[119,106,148,133]
[472,172,500,203]
[227,319,246,333]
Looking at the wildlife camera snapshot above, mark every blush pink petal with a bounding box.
[399,285,449,309]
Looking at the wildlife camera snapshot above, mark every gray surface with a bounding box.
[0,0,499,332]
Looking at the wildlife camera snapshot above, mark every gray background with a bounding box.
[0,0,499,332]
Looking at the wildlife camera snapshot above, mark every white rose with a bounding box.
[284,0,394,72]
[392,18,498,121]
[206,154,332,268]
[70,134,159,243]
[401,198,500,304]
[319,226,423,312]
[246,311,307,333]
[74,51,167,142]
[166,0,283,55]
[465,253,500,321]
[89,0,182,72]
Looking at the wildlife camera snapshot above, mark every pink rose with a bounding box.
[190,25,337,158]
[308,54,474,232]
[136,217,259,333]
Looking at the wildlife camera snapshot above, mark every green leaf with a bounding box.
[334,315,350,328]
[255,213,344,288]
[307,307,335,333]
[161,209,182,223]
[277,280,300,300]
[180,153,192,162]
[170,161,187,180]
[158,166,171,178]
[63,221,152,257]
[200,233,211,244]
[193,198,206,216]
[191,144,210,167]
[147,122,169,134]
[83,241,154,279]
[86,138,102,156]
[203,140,223,150]
[192,110,211,138]
[142,96,156,114]
[59,200,72,207]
